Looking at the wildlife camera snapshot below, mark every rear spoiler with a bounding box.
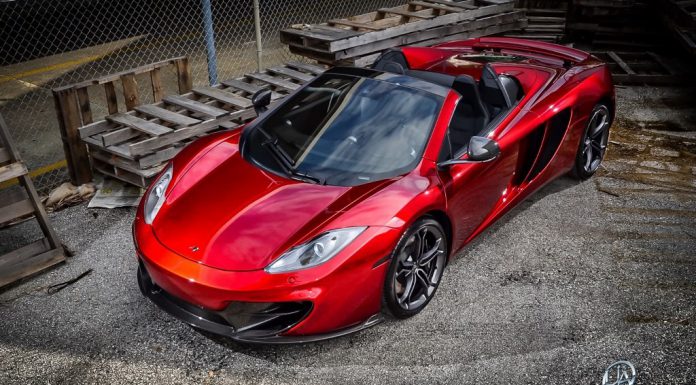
[434,37,590,65]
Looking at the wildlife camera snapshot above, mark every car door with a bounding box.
[437,113,519,249]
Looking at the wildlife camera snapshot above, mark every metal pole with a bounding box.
[253,0,262,72]
[201,0,218,85]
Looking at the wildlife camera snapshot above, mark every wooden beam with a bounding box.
[106,113,173,136]
[192,87,253,109]
[134,105,201,126]
[0,162,28,184]
[163,95,229,118]
[52,87,93,184]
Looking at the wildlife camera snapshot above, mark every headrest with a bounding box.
[372,49,410,72]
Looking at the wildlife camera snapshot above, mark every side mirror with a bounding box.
[438,136,500,168]
[251,89,272,115]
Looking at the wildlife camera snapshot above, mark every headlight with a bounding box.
[265,227,366,273]
[143,164,173,224]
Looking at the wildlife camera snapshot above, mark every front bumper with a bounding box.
[138,262,383,343]
[133,220,399,342]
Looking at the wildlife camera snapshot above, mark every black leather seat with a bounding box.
[448,74,489,152]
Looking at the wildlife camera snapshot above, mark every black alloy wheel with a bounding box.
[572,104,611,180]
[383,217,448,319]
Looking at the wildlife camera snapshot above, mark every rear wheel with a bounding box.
[571,104,611,180]
[383,217,448,319]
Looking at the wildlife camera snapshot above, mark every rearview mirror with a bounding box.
[251,89,272,115]
[438,136,500,168]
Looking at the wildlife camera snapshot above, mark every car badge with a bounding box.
[602,361,636,385]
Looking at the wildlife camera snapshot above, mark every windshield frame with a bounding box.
[240,68,447,186]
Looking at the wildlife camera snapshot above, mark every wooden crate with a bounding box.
[592,51,685,85]
[280,0,524,65]
[0,114,66,288]
[54,60,326,188]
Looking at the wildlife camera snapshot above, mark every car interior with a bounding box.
[372,49,523,157]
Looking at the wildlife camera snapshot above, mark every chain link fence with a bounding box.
[0,0,403,193]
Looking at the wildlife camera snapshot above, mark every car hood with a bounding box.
[152,135,393,271]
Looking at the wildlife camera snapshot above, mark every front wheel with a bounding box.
[571,104,611,180]
[383,217,448,319]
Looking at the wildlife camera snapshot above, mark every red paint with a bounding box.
[133,38,614,337]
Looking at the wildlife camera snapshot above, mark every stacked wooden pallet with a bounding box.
[661,0,696,57]
[0,114,66,288]
[565,0,657,50]
[280,0,527,66]
[592,51,683,85]
[54,58,325,188]
[503,6,567,42]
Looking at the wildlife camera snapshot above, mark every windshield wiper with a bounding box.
[259,133,324,185]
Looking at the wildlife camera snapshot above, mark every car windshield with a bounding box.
[243,73,443,186]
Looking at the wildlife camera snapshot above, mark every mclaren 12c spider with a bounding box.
[134,37,614,343]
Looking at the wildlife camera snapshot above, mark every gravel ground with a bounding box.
[1,86,695,384]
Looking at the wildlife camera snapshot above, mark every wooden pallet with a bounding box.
[592,51,685,85]
[661,0,696,57]
[317,11,526,65]
[503,6,567,42]
[53,57,193,186]
[54,59,326,188]
[565,0,659,49]
[0,114,66,288]
[280,0,523,65]
[663,0,696,28]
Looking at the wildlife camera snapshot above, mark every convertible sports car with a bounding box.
[134,37,614,343]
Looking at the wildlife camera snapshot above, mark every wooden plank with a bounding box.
[220,79,284,100]
[646,52,678,75]
[0,239,50,271]
[151,67,164,102]
[0,161,28,183]
[245,73,300,91]
[192,86,253,109]
[52,87,93,184]
[175,58,193,93]
[422,0,477,10]
[104,81,119,114]
[138,146,181,168]
[78,120,115,139]
[128,116,243,156]
[286,61,327,75]
[163,95,229,118]
[97,127,141,147]
[76,87,93,126]
[0,197,34,224]
[268,66,314,82]
[90,150,165,177]
[607,51,636,74]
[106,113,173,136]
[328,19,382,31]
[120,73,140,111]
[378,7,435,19]
[134,104,201,126]
[409,0,462,13]
[0,247,65,289]
[0,147,11,164]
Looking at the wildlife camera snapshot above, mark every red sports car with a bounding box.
[134,37,614,343]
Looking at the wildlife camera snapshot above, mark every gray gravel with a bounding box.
[1,86,695,384]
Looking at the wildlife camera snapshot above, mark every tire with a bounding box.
[571,104,611,180]
[383,217,448,319]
